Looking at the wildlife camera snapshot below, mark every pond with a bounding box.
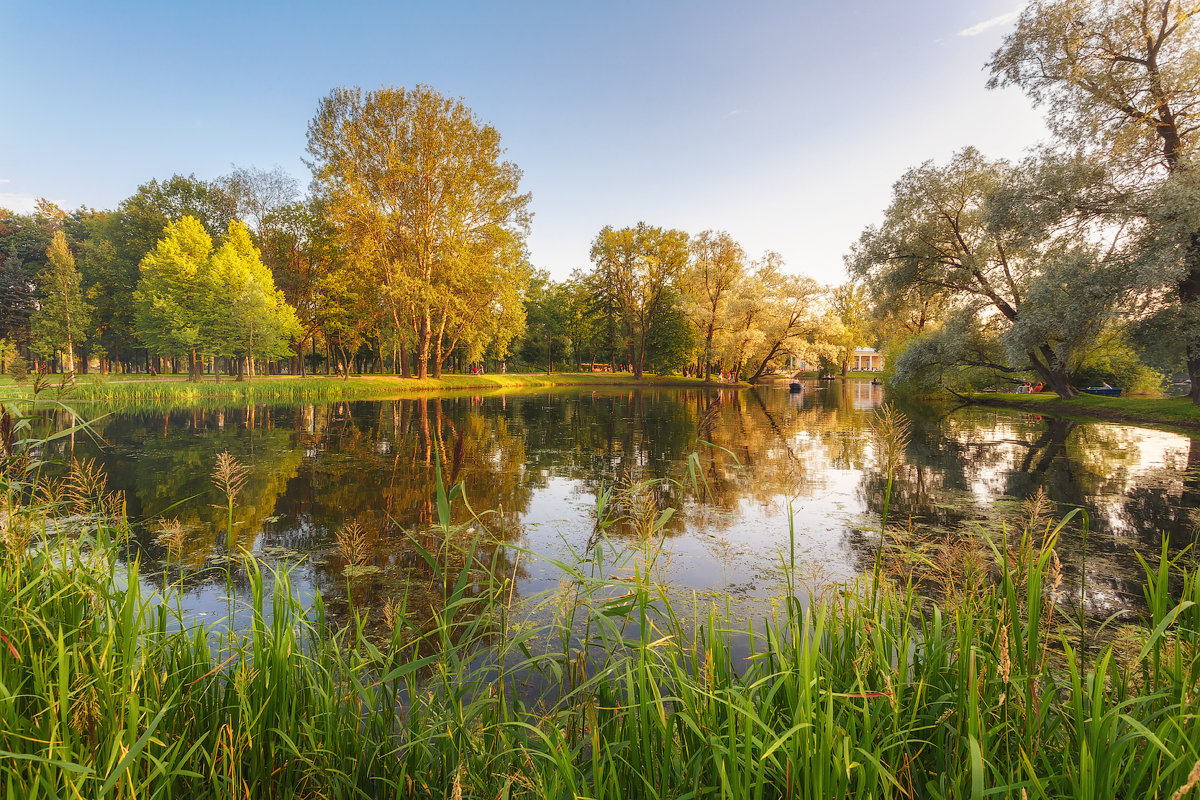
[42,380,1200,628]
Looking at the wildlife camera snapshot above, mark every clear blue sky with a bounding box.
[1,1,1045,284]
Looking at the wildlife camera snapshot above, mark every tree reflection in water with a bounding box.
[856,403,1200,621]
[39,381,1199,628]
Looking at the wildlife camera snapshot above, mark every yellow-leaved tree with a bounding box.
[305,85,532,379]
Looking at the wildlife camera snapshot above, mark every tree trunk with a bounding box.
[1179,243,1200,404]
[187,349,201,382]
[747,341,784,384]
[417,311,431,379]
[635,330,647,380]
[703,322,714,382]
[432,317,446,379]
[1028,347,1076,399]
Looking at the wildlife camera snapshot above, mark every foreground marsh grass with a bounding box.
[2,403,1199,798]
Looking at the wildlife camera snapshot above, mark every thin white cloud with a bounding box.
[958,6,1024,37]
[0,179,10,184]
[0,192,39,213]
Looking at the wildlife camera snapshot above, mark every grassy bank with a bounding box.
[3,460,1199,797]
[967,391,1200,431]
[0,371,721,405]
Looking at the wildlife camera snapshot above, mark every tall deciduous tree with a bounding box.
[685,230,745,381]
[221,165,299,240]
[590,223,689,378]
[988,0,1200,398]
[133,216,215,379]
[208,221,301,379]
[80,175,236,371]
[306,85,532,380]
[0,210,51,352]
[830,283,870,376]
[737,254,823,383]
[31,231,92,371]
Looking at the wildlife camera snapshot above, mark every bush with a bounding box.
[1072,333,1164,395]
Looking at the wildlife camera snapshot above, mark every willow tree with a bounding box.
[31,231,92,372]
[306,85,532,380]
[989,0,1200,398]
[849,148,1123,398]
[719,252,823,383]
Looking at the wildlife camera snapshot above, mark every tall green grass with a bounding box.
[1,403,1199,798]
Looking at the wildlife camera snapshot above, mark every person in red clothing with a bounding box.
[1033,383,1043,393]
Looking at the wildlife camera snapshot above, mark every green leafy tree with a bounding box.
[829,283,870,375]
[80,176,236,371]
[849,148,1125,398]
[685,230,745,381]
[0,207,57,354]
[519,270,572,372]
[31,231,92,371]
[589,223,689,378]
[133,216,215,379]
[988,0,1200,399]
[208,221,301,379]
[306,85,532,379]
[644,288,697,374]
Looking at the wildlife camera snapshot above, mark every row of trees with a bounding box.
[517,226,874,382]
[851,0,1200,401]
[2,85,876,383]
[0,87,535,380]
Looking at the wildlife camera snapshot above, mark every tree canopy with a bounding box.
[306,84,532,379]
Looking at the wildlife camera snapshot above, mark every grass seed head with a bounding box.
[212,451,249,504]
[335,521,369,566]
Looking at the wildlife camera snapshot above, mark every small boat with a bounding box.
[870,378,882,386]
[1081,386,1122,397]
[789,381,803,393]
[817,375,835,381]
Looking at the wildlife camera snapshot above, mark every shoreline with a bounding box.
[0,372,745,405]
[964,391,1200,434]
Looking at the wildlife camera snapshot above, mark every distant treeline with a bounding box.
[0,86,872,384]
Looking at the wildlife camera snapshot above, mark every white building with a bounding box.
[852,347,884,371]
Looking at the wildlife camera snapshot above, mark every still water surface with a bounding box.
[52,380,1200,626]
